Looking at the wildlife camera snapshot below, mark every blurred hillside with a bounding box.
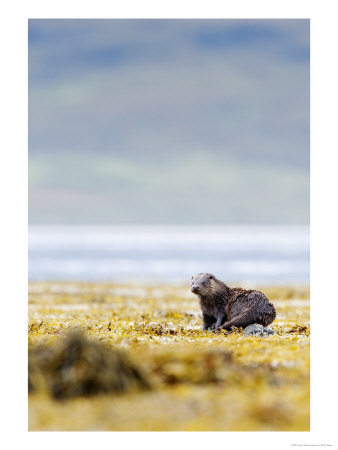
[29,19,309,225]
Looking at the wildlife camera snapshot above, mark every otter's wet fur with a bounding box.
[190,273,276,331]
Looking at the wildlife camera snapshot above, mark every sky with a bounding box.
[28,19,310,225]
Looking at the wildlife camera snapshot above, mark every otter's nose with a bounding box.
[191,285,199,293]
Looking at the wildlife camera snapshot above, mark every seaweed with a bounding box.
[28,281,310,431]
[29,331,150,399]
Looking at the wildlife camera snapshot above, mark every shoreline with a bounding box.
[28,281,310,431]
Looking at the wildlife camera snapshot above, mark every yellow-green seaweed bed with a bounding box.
[28,282,310,431]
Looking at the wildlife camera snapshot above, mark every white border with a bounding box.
[1,0,337,449]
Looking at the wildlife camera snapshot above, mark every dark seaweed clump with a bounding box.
[28,331,150,399]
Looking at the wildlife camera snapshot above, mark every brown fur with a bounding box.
[190,273,276,331]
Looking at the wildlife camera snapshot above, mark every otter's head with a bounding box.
[190,273,216,296]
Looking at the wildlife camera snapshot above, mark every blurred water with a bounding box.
[28,226,309,285]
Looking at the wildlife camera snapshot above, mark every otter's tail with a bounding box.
[217,308,251,330]
[217,304,275,330]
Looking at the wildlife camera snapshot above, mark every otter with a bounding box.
[190,273,276,331]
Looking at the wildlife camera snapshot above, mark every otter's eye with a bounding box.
[209,276,213,280]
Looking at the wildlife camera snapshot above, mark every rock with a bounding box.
[243,324,275,337]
